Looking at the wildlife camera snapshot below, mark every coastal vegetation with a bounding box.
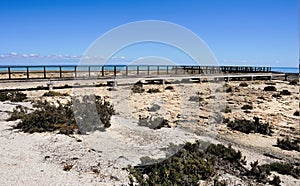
[128,140,287,185]
[264,86,277,91]
[226,117,273,135]
[0,91,27,102]
[276,137,300,152]
[138,115,170,129]
[8,95,114,134]
[43,91,70,97]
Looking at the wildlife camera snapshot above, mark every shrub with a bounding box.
[0,91,27,102]
[7,105,27,121]
[262,162,300,179]
[63,164,73,171]
[165,86,174,90]
[188,96,203,102]
[43,91,69,97]
[206,143,246,165]
[241,104,253,110]
[12,95,114,134]
[264,86,277,91]
[138,116,170,129]
[276,137,300,152]
[227,117,273,135]
[148,104,161,112]
[280,89,291,95]
[289,80,298,85]
[272,94,281,98]
[128,141,215,185]
[131,85,145,93]
[147,88,160,93]
[269,175,281,186]
[239,82,248,87]
[224,106,232,113]
[294,111,299,116]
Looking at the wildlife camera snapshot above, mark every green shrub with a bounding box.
[188,96,203,102]
[148,104,161,112]
[239,82,248,87]
[280,89,291,95]
[165,86,174,90]
[269,175,281,186]
[128,141,215,185]
[7,105,28,121]
[276,137,300,152]
[138,116,170,129]
[241,104,253,110]
[227,117,273,135]
[131,81,145,93]
[147,88,160,93]
[0,91,27,102]
[289,80,298,85]
[206,143,246,165]
[131,85,145,93]
[43,91,69,97]
[262,162,300,179]
[294,111,299,116]
[264,86,277,91]
[12,95,114,134]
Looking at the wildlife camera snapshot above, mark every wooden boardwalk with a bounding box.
[0,65,272,80]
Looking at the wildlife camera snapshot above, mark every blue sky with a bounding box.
[0,0,298,67]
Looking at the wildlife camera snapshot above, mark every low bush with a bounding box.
[0,91,27,102]
[7,105,28,121]
[262,162,300,179]
[206,143,247,165]
[131,85,145,93]
[12,95,114,134]
[188,96,203,102]
[289,79,298,85]
[148,104,161,112]
[272,94,281,98]
[128,141,250,185]
[147,88,160,93]
[138,116,170,129]
[276,137,300,152]
[43,91,69,97]
[239,82,248,87]
[264,86,277,91]
[165,86,174,90]
[294,111,300,116]
[227,117,273,135]
[241,104,253,110]
[280,89,291,95]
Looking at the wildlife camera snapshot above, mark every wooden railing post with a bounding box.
[8,67,11,80]
[26,67,29,79]
[43,66,46,78]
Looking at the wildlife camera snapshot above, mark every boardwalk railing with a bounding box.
[0,65,272,80]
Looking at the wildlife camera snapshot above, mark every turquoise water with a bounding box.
[271,67,299,73]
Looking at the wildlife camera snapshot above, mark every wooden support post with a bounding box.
[88,66,91,77]
[114,66,117,77]
[147,66,150,76]
[175,66,177,74]
[157,66,160,75]
[59,66,62,78]
[8,67,11,80]
[137,66,139,76]
[126,66,128,76]
[102,66,104,76]
[43,66,46,78]
[166,66,169,75]
[26,67,29,79]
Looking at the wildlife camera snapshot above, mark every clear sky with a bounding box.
[0,0,298,67]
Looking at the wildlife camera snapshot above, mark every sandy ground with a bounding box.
[0,77,299,185]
